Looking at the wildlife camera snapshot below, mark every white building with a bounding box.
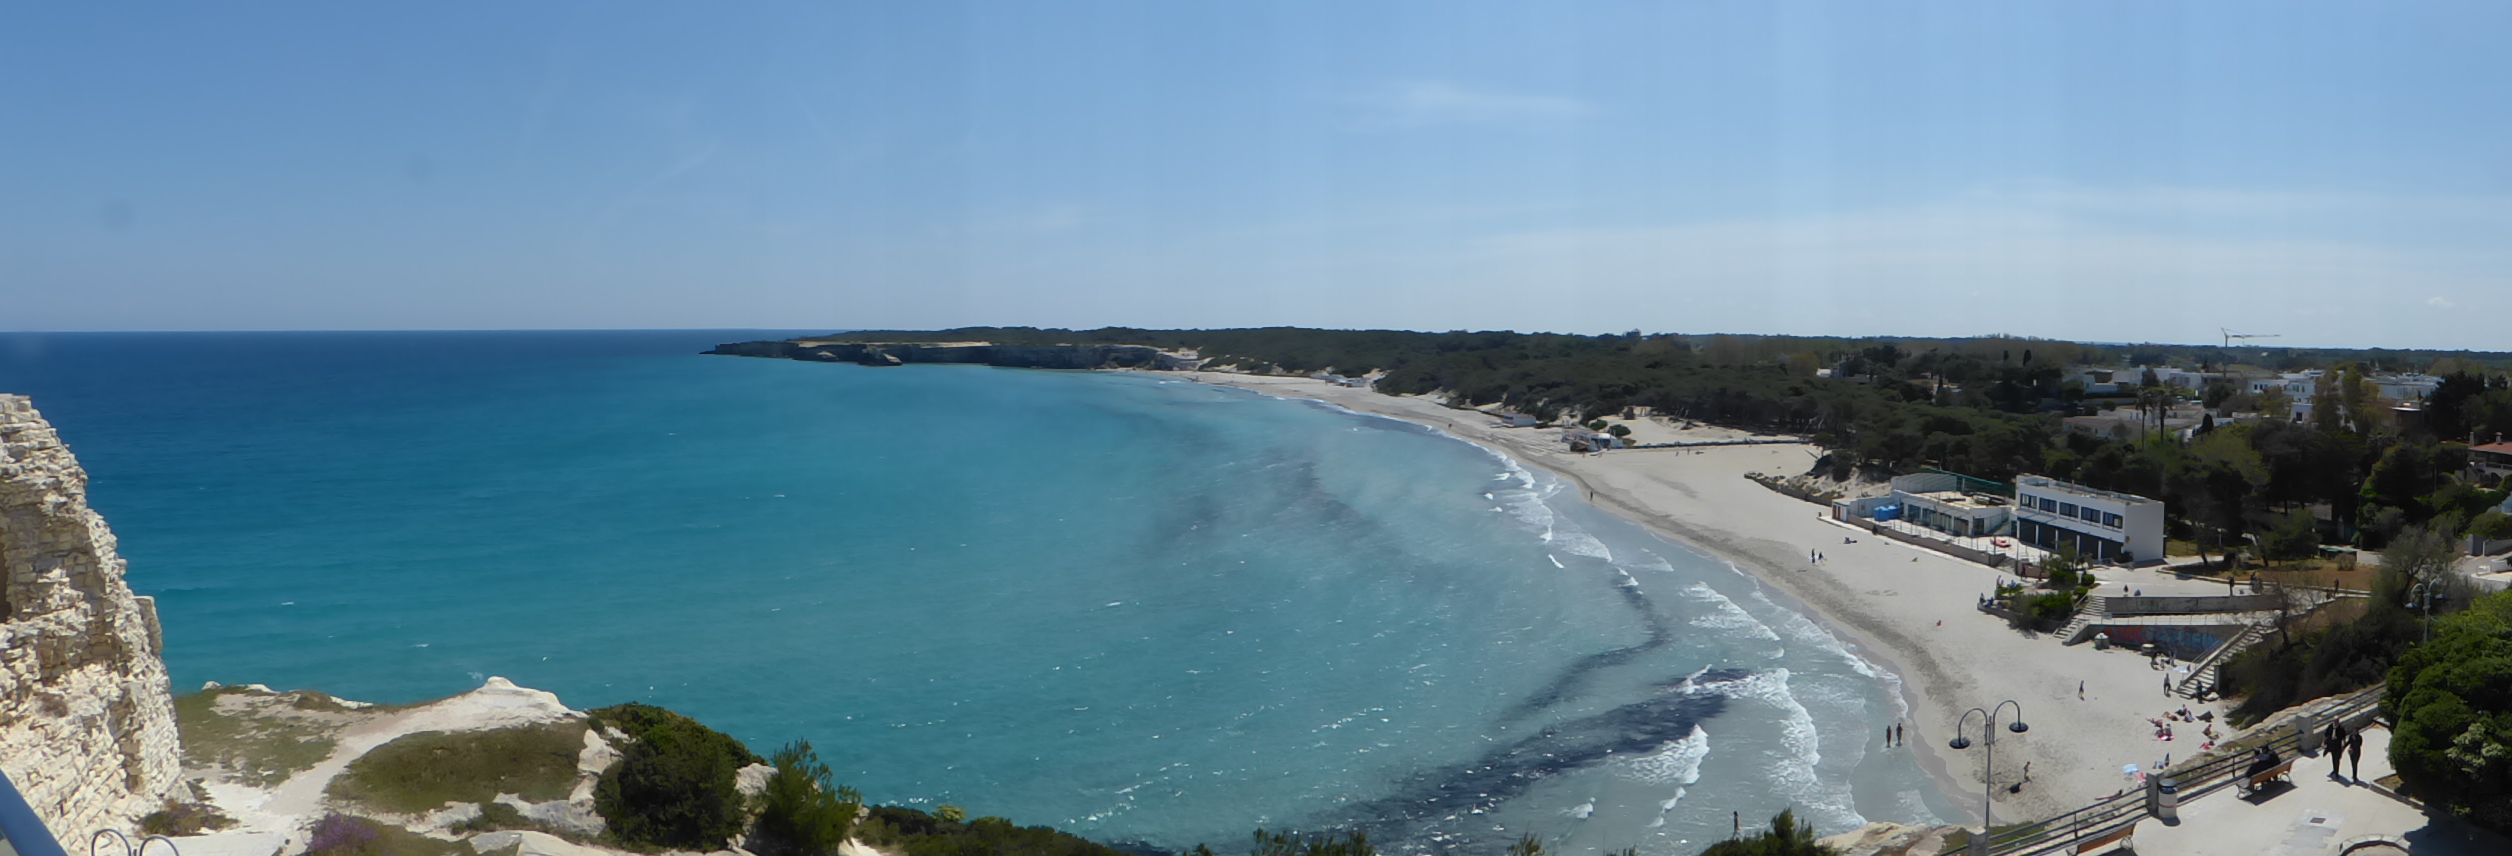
[2014,475,2166,566]
[2372,373,2441,402]
[1882,472,2014,538]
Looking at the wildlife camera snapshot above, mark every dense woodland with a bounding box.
[830,327,2512,553]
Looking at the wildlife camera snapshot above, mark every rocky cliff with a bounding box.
[0,395,184,836]
[706,339,1202,371]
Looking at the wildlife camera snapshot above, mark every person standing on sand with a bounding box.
[2347,730,2365,782]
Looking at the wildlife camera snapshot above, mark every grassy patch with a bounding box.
[174,689,342,787]
[329,723,588,814]
[303,814,464,856]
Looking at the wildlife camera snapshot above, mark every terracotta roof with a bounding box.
[2471,441,2512,456]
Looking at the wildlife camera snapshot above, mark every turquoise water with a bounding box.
[0,332,1954,854]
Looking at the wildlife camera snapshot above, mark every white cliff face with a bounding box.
[0,395,185,837]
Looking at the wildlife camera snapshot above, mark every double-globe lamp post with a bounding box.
[1949,700,2030,856]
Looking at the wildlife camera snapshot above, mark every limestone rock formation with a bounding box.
[0,395,184,836]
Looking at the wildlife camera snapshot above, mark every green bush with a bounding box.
[302,814,462,856]
[2224,609,2415,726]
[750,741,861,856]
[855,806,1130,856]
[590,704,761,850]
[1698,810,1836,856]
[2384,589,2512,831]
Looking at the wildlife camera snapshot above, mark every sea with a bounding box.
[0,330,1958,854]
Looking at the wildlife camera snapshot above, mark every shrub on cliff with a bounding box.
[301,814,461,856]
[590,703,761,850]
[1696,810,1835,856]
[855,806,1130,856]
[749,740,860,856]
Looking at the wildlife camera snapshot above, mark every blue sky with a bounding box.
[4,2,2507,349]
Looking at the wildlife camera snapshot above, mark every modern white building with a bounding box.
[2013,475,2166,566]
[1878,472,2014,538]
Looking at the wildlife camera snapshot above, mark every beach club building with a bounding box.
[2013,475,2165,566]
[1832,472,2015,538]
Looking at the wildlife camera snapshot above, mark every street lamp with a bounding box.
[2406,582,2445,645]
[1949,701,2030,856]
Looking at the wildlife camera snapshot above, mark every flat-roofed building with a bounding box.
[2014,475,2165,565]
[1882,472,2014,538]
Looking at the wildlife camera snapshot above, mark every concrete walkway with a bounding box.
[2131,724,2511,856]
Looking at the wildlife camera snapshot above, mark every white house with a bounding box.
[2013,475,2166,566]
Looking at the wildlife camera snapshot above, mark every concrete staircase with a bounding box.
[2177,624,2267,699]
[2058,595,2111,644]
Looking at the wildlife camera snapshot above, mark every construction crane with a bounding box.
[2221,328,2282,347]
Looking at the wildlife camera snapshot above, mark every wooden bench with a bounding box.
[2236,759,2294,796]
[2073,823,2136,855]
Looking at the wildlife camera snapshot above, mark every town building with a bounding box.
[2470,436,2512,482]
[2013,475,2165,565]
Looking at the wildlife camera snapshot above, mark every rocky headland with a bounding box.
[705,339,1201,371]
[0,393,1124,856]
[1,394,185,837]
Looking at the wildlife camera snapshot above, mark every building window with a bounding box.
[2060,502,2079,518]
[2104,513,2122,528]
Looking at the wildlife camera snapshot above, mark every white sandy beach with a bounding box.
[1184,372,2246,826]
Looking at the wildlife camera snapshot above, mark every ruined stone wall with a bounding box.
[0,395,183,836]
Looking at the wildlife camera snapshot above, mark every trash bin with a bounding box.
[2155,776,2181,822]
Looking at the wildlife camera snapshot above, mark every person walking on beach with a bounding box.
[2347,730,2365,783]
[2078,681,2085,700]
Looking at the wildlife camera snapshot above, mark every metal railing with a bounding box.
[1983,684,2387,855]
[90,829,180,856]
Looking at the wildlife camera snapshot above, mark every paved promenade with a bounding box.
[2131,724,2510,856]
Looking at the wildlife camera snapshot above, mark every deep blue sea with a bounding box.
[0,331,1954,854]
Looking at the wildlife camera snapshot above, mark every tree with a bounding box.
[2260,571,2329,650]
[2471,510,2512,543]
[2258,386,2293,423]
[2204,381,2238,411]
[749,741,861,856]
[2260,509,2319,566]
[2384,589,2512,831]
[591,704,760,850]
[1699,809,1836,856]
[2376,526,2464,609]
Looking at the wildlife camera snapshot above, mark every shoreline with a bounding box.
[1175,372,2241,828]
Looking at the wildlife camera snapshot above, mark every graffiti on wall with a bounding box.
[2097,624,2237,661]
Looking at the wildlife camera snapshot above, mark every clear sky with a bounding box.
[4,2,2506,349]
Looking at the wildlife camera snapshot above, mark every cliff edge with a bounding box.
[0,395,185,837]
